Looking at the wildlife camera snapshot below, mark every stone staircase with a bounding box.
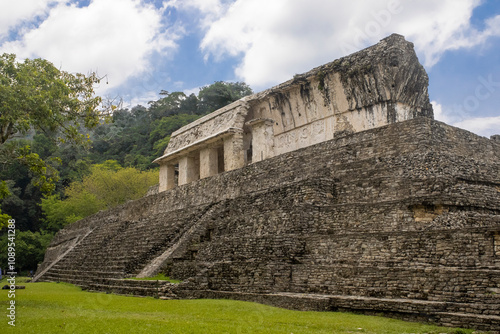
[37,201,224,297]
[136,201,225,278]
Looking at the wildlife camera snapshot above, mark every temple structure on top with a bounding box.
[153,34,434,192]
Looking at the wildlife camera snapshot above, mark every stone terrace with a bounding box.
[35,118,500,332]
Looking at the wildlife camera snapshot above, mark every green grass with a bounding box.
[126,273,181,283]
[0,278,477,334]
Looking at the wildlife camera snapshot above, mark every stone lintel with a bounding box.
[170,99,249,138]
[153,128,243,165]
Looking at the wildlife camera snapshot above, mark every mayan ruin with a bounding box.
[34,34,500,331]
[153,34,433,191]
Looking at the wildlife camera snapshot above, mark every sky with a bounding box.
[0,0,499,137]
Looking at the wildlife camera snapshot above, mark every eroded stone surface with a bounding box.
[154,34,434,192]
[35,118,500,331]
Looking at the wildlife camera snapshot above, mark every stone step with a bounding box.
[436,312,500,332]
[38,276,88,287]
[86,282,160,297]
[48,267,125,275]
[42,273,124,283]
[108,279,163,287]
[48,269,127,277]
[56,251,168,263]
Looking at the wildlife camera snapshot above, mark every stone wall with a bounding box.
[35,118,500,331]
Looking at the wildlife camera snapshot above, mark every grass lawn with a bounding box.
[0,278,476,334]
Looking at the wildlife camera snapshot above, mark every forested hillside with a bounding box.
[0,70,252,272]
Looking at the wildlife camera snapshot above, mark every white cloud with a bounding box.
[1,0,181,94]
[453,115,500,137]
[0,0,67,41]
[169,0,227,29]
[192,0,500,89]
[431,101,450,123]
[127,90,160,109]
[432,101,500,137]
[200,0,365,87]
[399,1,500,66]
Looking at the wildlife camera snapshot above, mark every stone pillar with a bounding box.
[223,132,245,172]
[178,155,199,185]
[246,118,275,163]
[200,147,219,179]
[159,163,176,192]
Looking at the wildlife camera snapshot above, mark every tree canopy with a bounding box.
[198,81,253,114]
[0,53,104,145]
[41,161,158,231]
[0,54,107,228]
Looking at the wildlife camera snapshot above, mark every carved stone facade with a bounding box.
[154,34,433,191]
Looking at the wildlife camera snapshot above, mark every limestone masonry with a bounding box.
[35,35,500,331]
[153,34,433,192]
